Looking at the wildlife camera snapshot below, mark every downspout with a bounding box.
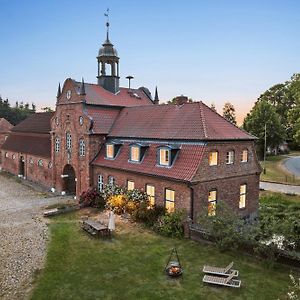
[188,183,195,222]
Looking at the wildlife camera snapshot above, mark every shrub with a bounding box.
[79,189,105,209]
[126,189,149,203]
[153,211,184,238]
[132,202,166,227]
[106,194,128,214]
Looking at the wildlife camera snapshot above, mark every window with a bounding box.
[12,154,16,160]
[239,184,247,208]
[209,151,218,166]
[226,151,234,164]
[208,190,217,216]
[55,117,59,126]
[66,132,72,151]
[55,137,60,153]
[79,139,85,157]
[106,144,114,159]
[5,152,8,158]
[48,162,53,169]
[146,185,155,206]
[159,148,170,166]
[79,116,84,126]
[97,174,103,192]
[29,158,34,164]
[165,189,175,213]
[38,159,43,167]
[127,180,135,191]
[241,150,248,162]
[108,175,115,185]
[130,146,140,162]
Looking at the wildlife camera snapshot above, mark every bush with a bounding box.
[106,194,128,214]
[132,202,166,227]
[79,189,105,209]
[153,211,184,238]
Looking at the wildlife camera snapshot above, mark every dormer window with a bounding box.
[226,150,234,164]
[105,141,122,159]
[158,145,180,167]
[130,146,140,162]
[106,144,115,159]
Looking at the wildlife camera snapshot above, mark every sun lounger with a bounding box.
[203,272,241,288]
[202,261,239,277]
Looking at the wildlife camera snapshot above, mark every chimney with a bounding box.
[174,95,188,105]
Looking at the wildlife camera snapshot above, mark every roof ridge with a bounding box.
[198,102,208,138]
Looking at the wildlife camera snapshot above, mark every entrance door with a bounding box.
[62,164,76,195]
[19,156,25,177]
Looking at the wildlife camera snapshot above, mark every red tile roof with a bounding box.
[74,81,153,107]
[92,142,206,182]
[12,112,54,134]
[86,107,121,134]
[108,102,255,140]
[1,133,51,158]
[0,118,13,133]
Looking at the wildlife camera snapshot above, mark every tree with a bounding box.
[222,102,237,125]
[41,107,54,112]
[210,103,217,112]
[243,100,286,157]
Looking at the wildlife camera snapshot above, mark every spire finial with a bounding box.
[104,8,110,41]
[57,83,61,98]
[79,78,86,96]
[154,86,159,104]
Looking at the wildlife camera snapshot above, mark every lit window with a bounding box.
[159,148,170,166]
[209,151,218,166]
[66,132,72,151]
[146,185,155,206]
[127,180,135,191]
[79,139,85,157]
[241,150,248,162]
[130,146,140,162]
[38,159,43,167]
[239,184,247,208]
[208,190,217,216]
[226,151,234,164]
[108,175,115,185]
[165,189,175,213]
[98,174,103,192]
[106,144,114,159]
[55,137,60,153]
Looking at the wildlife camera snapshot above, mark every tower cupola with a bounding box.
[97,14,120,94]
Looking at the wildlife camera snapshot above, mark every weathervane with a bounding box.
[104,8,110,40]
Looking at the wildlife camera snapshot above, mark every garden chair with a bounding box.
[202,261,239,277]
[203,272,241,288]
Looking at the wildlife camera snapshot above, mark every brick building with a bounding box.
[0,20,261,221]
[0,118,13,167]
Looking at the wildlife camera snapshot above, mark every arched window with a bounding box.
[66,132,72,151]
[55,137,60,153]
[38,159,43,167]
[79,139,85,157]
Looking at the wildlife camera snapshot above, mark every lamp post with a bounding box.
[263,123,267,174]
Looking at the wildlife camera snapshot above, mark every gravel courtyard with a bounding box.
[0,172,74,300]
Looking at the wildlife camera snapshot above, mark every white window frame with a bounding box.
[55,137,60,153]
[38,159,43,167]
[159,148,170,166]
[130,146,140,162]
[97,174,103,192]
[226,150,234,164]
[127,180,135,191]
[208,190,217,216]
[239,184,247,209]
[241,149,248,162]
[146,185,155,206]
[66,132,72,151]
[106,144,115,159]
[209,151,218,166]
[5,152,8,158]
[108,175,115,185]
[79,139,85,157]
[165,189,175,213]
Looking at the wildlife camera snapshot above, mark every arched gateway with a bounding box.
[62,164,76,195]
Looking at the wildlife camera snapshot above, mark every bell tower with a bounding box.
[97,14,120,94]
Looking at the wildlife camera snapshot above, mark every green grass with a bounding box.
[260,154,300,185]
[260,190,300,205]
[30,211,296,300]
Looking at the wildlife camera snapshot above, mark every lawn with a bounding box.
[30,210,295,300]
[260,152,300,185]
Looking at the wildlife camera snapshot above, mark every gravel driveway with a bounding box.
[0,172,74,300]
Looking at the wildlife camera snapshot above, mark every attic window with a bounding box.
[106,142,122,159]
[129,143,148,163]
[158,145,180,167]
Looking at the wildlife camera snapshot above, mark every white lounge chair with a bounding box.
[203,272,241,288]
[203,261,239,277]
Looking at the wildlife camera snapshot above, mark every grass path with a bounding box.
[30,211,295,300]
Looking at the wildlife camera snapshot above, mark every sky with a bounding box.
[1,0,300,124]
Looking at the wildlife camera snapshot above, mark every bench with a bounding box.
[82,219,111,238]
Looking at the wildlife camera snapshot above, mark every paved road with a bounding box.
[283,156,300,177]
[260,181,300,195]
